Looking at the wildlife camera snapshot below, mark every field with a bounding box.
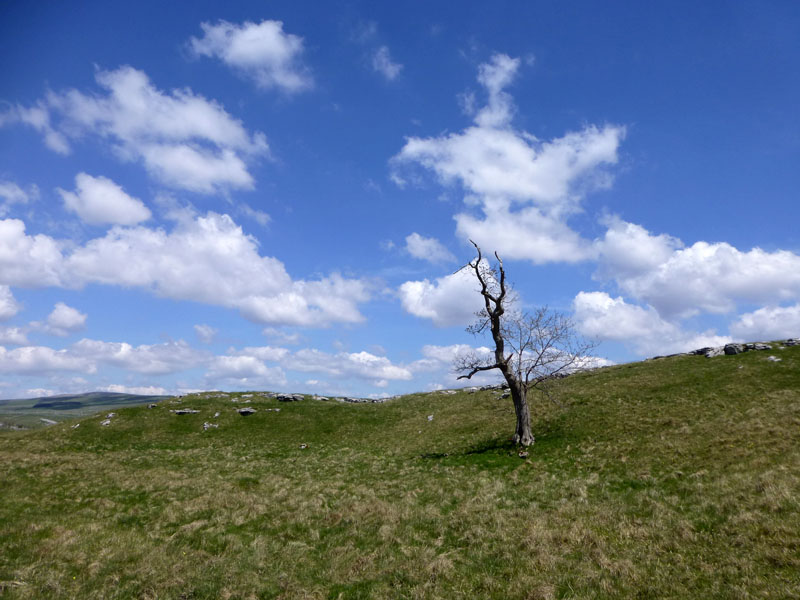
[0,347,798,599]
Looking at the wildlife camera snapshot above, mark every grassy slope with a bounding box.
[0,348,798,599]
[0,393,172,429]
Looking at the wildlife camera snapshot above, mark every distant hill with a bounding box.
[0,391,171,429]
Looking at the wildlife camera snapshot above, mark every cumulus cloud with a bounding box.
[0,219,63,288]
[0,345,95,374]
[44,303,87,337]
[289,348,412,382]
[0,327,28,346]
[405,232,456,264]
[72,338,206,375]
[398,267,484,327]
[392,53,624,264]
[0,180,38,216]
[0,212,371,328]
[0,286,21,321]
[595,219,800,318]
[189,19,312,92]
[58,173,151,226]
[372,46,403,80]
[730,304,800,341]
[5,66,268,194]
[573,291,731,356]
[206,355,287,387]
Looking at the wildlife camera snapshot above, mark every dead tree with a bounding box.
[455,242,596,447]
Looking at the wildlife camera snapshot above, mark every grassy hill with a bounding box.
[0,347,798,599]
[0,392,172,429]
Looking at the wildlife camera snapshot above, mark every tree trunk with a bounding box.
[508,379,534,446]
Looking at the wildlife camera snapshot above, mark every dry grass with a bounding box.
[1,347,799,598]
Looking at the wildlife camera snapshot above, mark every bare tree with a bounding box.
[455,242,596,446]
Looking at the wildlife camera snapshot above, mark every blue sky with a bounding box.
[1,0,799,399]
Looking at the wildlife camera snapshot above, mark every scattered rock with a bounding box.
[106,412,116,418]
[746,343,772,351]
[202,422,219,430]
[71,423,80,429]
[100,419,111,426]
[171,409,200,415]
[724,343,745,355]
[704,347,725,358]
[214,412,220,417]
[766,356,782,362]
[39,418,58,426]
[427,414,434,421]
[299,443,309,449]
[237,407,256,416]
[277,393,304,402]
[313,395,329,401]
[148,403,158,409]
[518,451,529,459]
[500,392,510,399]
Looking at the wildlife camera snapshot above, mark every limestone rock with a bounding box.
[724,343,745,355]
[171,409,200,415]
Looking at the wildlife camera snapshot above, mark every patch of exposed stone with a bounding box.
[650,338,799,360]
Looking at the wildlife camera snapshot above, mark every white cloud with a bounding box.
[102,384,168,395]
[8,66,268,194]
[573,291,731,356]
[239,203,271,226]
[0,219,64,288]
[455,199,593,263]
[405,232,456,264]
[372,46,403,80]
[411,343,500,388]
[391,53,624,264]
[206,355,287,386]
[289,348,412,381]
[194,324,217,344]
[58,173,151,226]
[730,304,800,341]
[398,267,484,327]
[0,213,371,327]
[596,219,800,318]
[594,217,683,280]
[0,180,38,216]
[0,286,21,321]
[189,20,312,92]
[0,327,28,346]
[71,338,206,375]
[44,302,87,337]
[262,327,301,345]
[0,212,371,328]
[0,346,95,374]
[232,345,290,362]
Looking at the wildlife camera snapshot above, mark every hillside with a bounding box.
[0,392,172,430]
[0,346,798,599]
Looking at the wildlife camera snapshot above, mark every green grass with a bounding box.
[0,348,798,599]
